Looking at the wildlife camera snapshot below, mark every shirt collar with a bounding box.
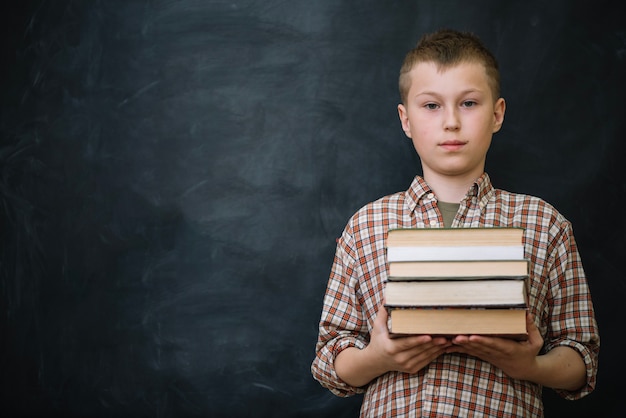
[471,172,495,208]
[405,172,495,212]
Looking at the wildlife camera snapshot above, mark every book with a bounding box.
[384,227,529,339]
[386,227,524,262]
[387,246,523,261]
[387,227,524,247]
[387,307,528,341]
[384,279,527,307]
[387,259,529,280]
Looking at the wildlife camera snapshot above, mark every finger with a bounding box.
[402,341,449,366]
[451,335,471,344]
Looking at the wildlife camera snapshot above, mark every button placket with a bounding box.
[421,193,441,228]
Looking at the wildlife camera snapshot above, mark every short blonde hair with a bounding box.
[399,29,501,104]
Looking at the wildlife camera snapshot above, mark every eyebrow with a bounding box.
[415,89,483,98]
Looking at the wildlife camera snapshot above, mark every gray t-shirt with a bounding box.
[437,201,460,228]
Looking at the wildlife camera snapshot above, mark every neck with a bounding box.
[422,171,483,203]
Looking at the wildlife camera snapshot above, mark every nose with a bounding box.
[443,107,460,131]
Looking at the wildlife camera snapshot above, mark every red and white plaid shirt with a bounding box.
[311,173,599,417]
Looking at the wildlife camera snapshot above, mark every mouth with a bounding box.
[439,140,467,151]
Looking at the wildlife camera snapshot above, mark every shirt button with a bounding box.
[426,193,434,199]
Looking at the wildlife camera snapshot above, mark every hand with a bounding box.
[366,305,453,375]
[445,312,544,380]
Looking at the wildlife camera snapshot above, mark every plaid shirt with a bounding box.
[311,173,599,418]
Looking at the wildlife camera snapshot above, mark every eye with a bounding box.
[425,103,439,110]
[462,100,477,108]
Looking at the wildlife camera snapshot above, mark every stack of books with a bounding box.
[384,227,529,340]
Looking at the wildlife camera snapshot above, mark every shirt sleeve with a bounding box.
[310,223,370,397]
[542,218,600,400]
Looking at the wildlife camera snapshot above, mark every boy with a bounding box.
[311,29,599,417]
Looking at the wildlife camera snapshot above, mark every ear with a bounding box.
[397,104,412,138]
[492,98,506,133]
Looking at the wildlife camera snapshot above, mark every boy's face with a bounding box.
[397,61,505,182]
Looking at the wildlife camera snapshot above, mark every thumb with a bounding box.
[526,312,544,346]
[376,303,388,322]
[374,303,390,334]
[526,311,537,332]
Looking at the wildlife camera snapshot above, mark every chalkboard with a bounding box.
[1,1,623,417]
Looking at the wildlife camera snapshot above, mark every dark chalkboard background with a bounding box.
[1,1,624,417]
